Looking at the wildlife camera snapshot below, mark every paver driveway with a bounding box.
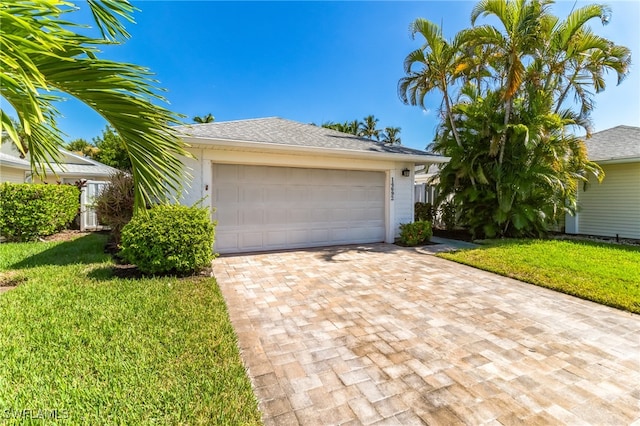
[213,243,640,425]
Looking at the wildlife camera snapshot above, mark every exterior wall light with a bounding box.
[401,168,410,177]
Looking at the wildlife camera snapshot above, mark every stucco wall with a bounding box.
[569,162,640,239]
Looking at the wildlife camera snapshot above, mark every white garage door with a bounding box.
[212,164,385,253]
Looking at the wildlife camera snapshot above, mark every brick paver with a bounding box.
[212,243,640,425]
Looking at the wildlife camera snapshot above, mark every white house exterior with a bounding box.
[176,117,448,254]
[565,125,640,239]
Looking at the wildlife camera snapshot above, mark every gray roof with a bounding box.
[176,117,444,159]
[584,125,640,162]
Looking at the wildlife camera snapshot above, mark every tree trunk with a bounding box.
[443,87,463,148]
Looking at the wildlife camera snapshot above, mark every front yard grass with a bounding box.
[0,234,261,425]
[439,239,640,314]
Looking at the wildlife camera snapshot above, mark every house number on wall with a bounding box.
[390,177,394,201]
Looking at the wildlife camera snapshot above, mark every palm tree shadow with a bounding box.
[10,234,110,269]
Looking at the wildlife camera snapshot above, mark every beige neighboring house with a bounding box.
[565,125,640,240]
[175,117,448,254]
[0,141,119,231]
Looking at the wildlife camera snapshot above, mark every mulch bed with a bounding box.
[432,228,475,242]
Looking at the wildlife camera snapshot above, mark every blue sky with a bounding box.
[58,0,640,151]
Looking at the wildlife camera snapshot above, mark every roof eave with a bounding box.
[183,136,450,164]
[593,156,640,164]
[0,160,31,170]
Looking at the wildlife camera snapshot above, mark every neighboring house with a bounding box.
[175,117,448,254]
[0,141,119,231]
[565,125,640,240]
[414,164,441,205]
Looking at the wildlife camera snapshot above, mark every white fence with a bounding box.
[80,180,108,231]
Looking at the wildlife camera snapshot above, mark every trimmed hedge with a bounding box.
[120,204,216,275]
[399,221,433,246]
[0,183,80,242]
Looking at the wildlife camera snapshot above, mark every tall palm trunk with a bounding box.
[443,81,463,148]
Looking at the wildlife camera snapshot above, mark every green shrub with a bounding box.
[94,171,134,244]
[120,204,216,275]
[0,183,79,242]
[399,221,433,246]
[414,202,435,222]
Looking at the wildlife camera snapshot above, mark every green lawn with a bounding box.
[439,239,640,314]
[0,234,261,425]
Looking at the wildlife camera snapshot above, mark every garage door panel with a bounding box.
[310,229,330,243]
[266,208,288,225]
[240,187,263,203]
[241,232,263,249]
[241,209,264,225]
[216,186,239,203]
[287,229,308,245]
[212,164,385,253]
[288,208,310,223]
[311,208,332,222]
[266,231,287,247]
[286,187,308,203]
[216,208,239,226]
[216,232,239,251]
[214,164,238,182]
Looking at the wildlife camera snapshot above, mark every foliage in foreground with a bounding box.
[0,234,260,425]
[439,239,640,313]
[120,204,216,275]
[1,0,191,210]
[400,0,631,238]
[0,183,79,241]
[399,221,433,246]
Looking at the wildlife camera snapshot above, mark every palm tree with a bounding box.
[346,119,361,136]
[463,0,553,162]
[193,113,215,123]
[359,115,380,140]
[1,0,189,210]
[539,4,631,118]
[398,18,465,148]
[401,0,629,238]
[381,127,402,145]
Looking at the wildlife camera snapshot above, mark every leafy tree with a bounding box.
[193,113,215,123]
[66,138,91,153]
[381,127,402,145]
[359,115,381,140]
[92,126,131,171]
[401,0,630,238]
[0,0,190,209]
[65,138,99,157]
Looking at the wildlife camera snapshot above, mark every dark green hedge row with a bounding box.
[0,183,80,242]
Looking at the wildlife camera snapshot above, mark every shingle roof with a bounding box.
[584,125,640,162]
[176,117,444,159]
